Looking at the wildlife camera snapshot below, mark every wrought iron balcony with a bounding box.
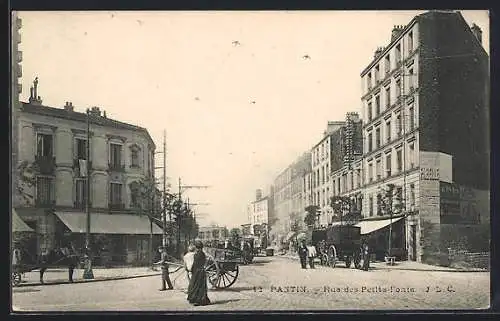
[35,199,56,207]
[73,159,93,175]
[108,163,125,172]
[109,203,125,211]
[34,155,56,175]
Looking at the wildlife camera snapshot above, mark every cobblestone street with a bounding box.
[12,256,490,311]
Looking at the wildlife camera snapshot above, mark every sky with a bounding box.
[16,10,489,229]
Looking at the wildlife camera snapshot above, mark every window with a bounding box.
[350,172,354,190]
[396,149,403,172]
[375,95,380,116]
[75,179,88,207]
[322,166,325,184]
[367,73,372,90]
[408,31,414,53]
[409,143,415,168]
[395,78,401,98]
[110,183,123,205]
[396,113,402,137]
[36,176,54,205]
[386,121,391,142]
[409,183,415,207]
[409,106,415,131]
[357,169,361,188]
[376,194,383,216]
[368,132,373,152]
[375,128,381,149]
[131,146,140,168]
[326,163,329,181]
[385,55,391,74]
[76,138,87,160]
[369,195,373,216]
[395,43,401,64]
[385,153,392,177]
[36,133,53,157]
[408,68,414,90]
[367,102,373,121]
[129,182,140,208]
[110,143,122,167]
[385,86,391,108]
[376,158,381,180]
[368,162,373,182]
[374,65,380,83]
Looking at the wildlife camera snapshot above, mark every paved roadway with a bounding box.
[12,256,490,311]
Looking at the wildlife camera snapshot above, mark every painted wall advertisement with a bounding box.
[440,182,488,225]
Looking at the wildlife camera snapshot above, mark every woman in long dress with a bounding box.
[187,240,211,306]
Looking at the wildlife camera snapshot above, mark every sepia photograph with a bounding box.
[10,10,490,312]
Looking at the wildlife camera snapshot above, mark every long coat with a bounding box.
[187,250,211,305]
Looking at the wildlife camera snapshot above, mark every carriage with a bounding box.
[312,224,369,270]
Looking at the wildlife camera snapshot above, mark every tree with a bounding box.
[304,205,319,227]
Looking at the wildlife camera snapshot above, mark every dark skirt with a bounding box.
[187,268,210,305]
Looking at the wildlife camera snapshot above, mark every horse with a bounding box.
[39,247,81,284]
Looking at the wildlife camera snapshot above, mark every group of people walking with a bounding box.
[298,240,317,269]
[155,240,211,306]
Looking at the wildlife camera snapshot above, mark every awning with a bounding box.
[55,212,163,235]
[355,217,404,235]
[12,208,35,233]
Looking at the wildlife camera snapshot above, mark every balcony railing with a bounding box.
[109,203,125,211]
[108,163,125,172]
[73,159,93,176]
[34,155,56,175]
[35,199,56,207]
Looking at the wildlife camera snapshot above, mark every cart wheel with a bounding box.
[327,245,337,268]
[214,265,239,289]
[204,255,220,288]
[12,272,21,287]
[321,253,329,266]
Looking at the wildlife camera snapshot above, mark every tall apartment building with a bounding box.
[247,189,270,235]
[354,10,489,263]
[271,153,311,244]
[15,81,162,265]
[311,118,362,226]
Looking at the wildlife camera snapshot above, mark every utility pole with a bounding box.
[176,177,211,255]
[83,109,94,279]
[162,130,167,250]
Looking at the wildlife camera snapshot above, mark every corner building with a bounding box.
[358,10,489,263]
[15,86,162,266]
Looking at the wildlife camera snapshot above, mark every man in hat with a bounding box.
[155,246,173,291]
[298,239,308,269]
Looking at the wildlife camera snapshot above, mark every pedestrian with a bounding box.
[183,244,196,281]
[187,240,211,306]
[155,246,173,291]
[298,240,308,269]
[306,242,317,269]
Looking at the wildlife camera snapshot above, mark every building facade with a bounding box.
[248,189,269,235]
[11,12,23,209]
[15,85,162,265]
[197,226,228,243]
[350,10,489,264]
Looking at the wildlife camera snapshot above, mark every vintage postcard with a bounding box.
[11,10,490,312]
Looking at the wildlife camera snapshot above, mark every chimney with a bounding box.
[373,47,385,59]
[28,77,43,105]
[471,23,482,45]
[89,106,101,117]
[256,189,262,201]
[103,110,107,118]
[63,101,74,112]
[391,25,404,41]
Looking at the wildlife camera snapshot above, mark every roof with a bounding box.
[55,212,163,235]
[21,102,156,149]
[12,208,35,233]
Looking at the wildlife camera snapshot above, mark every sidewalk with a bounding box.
[14,266,175,287]
[275,253,488,272]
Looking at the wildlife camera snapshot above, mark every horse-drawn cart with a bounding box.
[203,247,241,289]
[313,224,369,270]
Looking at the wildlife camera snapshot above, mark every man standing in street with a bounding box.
[156,246,173,291]
[306,241,317,269]
[298,240,308,269]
